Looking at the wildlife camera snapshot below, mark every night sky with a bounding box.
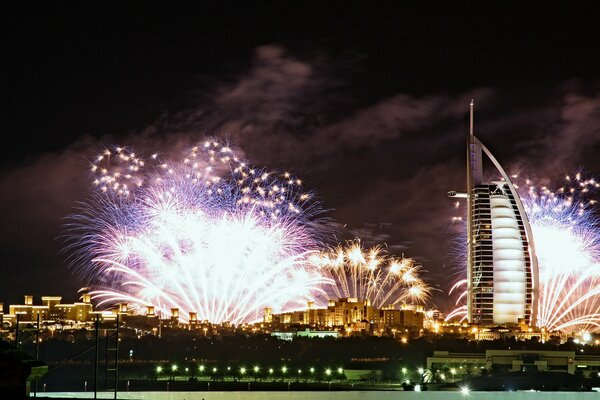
[3,3,600,310]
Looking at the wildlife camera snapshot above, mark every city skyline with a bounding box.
[3,3,600,314]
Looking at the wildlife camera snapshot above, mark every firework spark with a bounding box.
[309,240,431,307]
[65,140,331,324]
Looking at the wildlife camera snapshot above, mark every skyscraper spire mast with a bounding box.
[466,100,483,322]
[470,99,474,137]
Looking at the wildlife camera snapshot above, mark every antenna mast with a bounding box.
[469,99,474,136]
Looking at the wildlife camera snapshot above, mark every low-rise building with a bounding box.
[265,298,426,336]
[427,349,600,379]
[3,294,94,326]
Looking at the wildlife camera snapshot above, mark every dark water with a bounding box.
[33,390,600,400]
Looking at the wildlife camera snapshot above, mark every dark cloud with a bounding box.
[0,141,92,249]
[546,92,600,167]
[216,45,313,119]
[2,45,599,310]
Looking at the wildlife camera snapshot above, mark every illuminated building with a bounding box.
[427,350,600,377]
[326,297,375,327]
[263,307,272,323]
[303,301,328,326]
[264,298,426,337]
[271,307,328,326]
[378,304,424,334]
[3,293,93,325]
[269,298,376,328]
[450,102,538,326]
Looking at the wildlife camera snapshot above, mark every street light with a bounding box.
[461,386,470,396]
[309,367,315,374]
[240,367,247,375]
[254,366,260,373]
[156,366,163,373]
[418,368,424,375]
[199,365,205,373]
[401,367,407,374]
[172,365,178,372]
[337,368,343,374]
[325,368,332,376]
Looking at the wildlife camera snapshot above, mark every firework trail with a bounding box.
[65,140,331,324]
[309,239,431,307]
[447,173,600,333]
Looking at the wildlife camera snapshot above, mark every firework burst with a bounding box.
[65,139,331,324]
[523,177,600,332]
[309,239,431,307]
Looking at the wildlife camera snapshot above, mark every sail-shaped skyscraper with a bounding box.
[450,103,539,326]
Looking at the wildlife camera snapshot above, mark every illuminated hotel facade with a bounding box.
[451,103,539,326]
[264,298,427,337]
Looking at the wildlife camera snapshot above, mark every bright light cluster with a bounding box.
[490,189,527,324]
[65,139,331,324]
[309,240,431,307]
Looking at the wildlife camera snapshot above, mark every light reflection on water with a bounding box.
[34,391,600,400]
